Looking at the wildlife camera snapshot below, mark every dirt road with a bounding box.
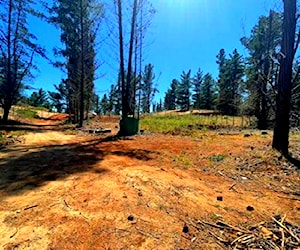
[0,127,299,249]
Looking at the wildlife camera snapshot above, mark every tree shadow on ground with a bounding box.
[285,153,300,169]
[0,121,72,133]
[0,135,158,198]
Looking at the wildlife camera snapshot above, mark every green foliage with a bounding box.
[192,69,204,109]
[210,154,226,162]
[199,73,216,110]
[100,94,110,115]
[48,82,67,113]
[141,114,249,133]
[141,64,156,113]
[28,88,50,109]
[16,108,38,119]
[164,79,179,110]
[241,10,282,129]
[0,0,45,122]
[108,84,121,115]
[217,49,244,116]
[49,0,103,125]
[177,70,192,111]
[291,63,300,127]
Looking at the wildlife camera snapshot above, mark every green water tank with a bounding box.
[119,117,140,136]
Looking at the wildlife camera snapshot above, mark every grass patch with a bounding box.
[172,153,193,169]
[16,109,38,119]
[140,114,253,134]
[210,154,226,162]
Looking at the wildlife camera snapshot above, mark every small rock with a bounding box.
[251,146,254,150]
[246,206,254,211]
[127,215,134,221]
[217,196,223,201]
[182,224,189,233]
[261,131,268,135]
[138,191,143,197]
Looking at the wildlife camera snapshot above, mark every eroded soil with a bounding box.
[0,122,299,249]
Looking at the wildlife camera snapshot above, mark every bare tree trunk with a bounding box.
[2,106,10,122]
[126,0,138,116]
[137,0,143,119]
[117,0,126,119]
[3,0,13,124]
[272,0,297,154]
[79,0,85,128]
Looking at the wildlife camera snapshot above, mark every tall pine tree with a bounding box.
[217,49,244,115]
[241,11,282,129]
[177,70,192,111]
[0,0,45,123]
[164,79,178,110]
[192,69,204,109]
[49,0,102,126]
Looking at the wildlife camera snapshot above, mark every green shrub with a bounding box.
[16,109,38,119]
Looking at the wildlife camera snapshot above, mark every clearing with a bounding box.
[0,118,299,249]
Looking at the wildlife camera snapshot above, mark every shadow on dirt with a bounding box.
[0,121,71,133]
[0,135,158,197]
[285,153,300,169]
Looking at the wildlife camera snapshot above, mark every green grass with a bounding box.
[210,154,227,162]
[16,108,38,119]
[140,114,253,134]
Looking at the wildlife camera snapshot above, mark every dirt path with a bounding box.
[0,129,299,249]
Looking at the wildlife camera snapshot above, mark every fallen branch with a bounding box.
[209,231,229,244]
[229,183,236,190]
[216,220,250,234]
[9,228,18,238]
[24,204,38,210]
[63,199,71,209]
[136,228,160,239]
[197,220,225,230]
[272,217,300,242]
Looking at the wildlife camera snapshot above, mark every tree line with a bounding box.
[0,0,155,128]
[0,0,299,154]
[162,10,299,132]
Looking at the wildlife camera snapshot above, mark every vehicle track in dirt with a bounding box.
[0,124,299,249]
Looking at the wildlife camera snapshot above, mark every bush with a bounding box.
[16,109,38,119]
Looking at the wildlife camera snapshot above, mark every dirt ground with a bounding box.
[0,119,299,249]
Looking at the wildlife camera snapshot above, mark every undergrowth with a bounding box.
[141,114,253,134]
[16,109,38,119]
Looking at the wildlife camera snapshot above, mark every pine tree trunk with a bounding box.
[79,0,85,128]
[2,105,10,123]
[258,84,268,130]
[272,0,296,154]
[2,0,13,125]
[125,0,138,116]
[117,0,126,119]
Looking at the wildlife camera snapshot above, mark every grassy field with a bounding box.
[141,113,255,134]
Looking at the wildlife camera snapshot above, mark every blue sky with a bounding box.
[28,0,278,101]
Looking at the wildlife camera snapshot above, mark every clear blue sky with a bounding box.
[28,0,278,101]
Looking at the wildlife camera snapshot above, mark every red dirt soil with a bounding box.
[0,121,299,249]
[48,114,70,121]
